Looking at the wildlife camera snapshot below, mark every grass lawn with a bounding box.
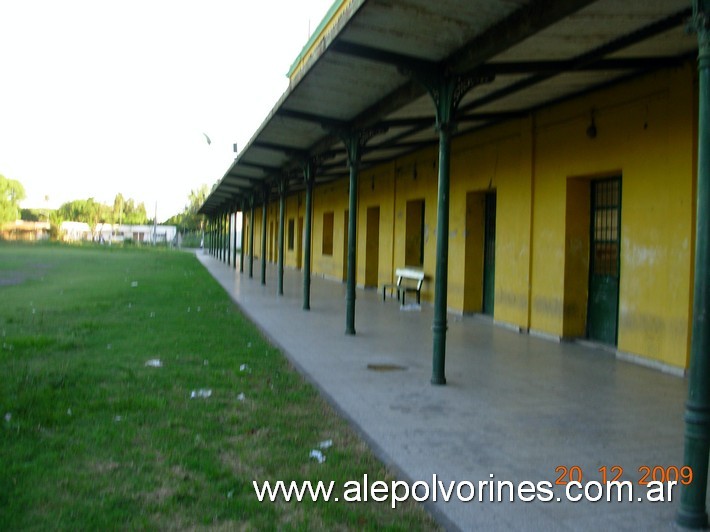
[0,242,439,530]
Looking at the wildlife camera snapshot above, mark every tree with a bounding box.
[56,198,111,239]
[164,184,209,232]
[112,193,125,225]
[122,199,148,225]
[0,175,26,224]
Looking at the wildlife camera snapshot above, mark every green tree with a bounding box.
[165,184,209,231]
[0,175,26,224]
[56,198,110,239]
[122,199,148,225]
[112,193,125,225]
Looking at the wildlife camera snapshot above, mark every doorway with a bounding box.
[297,216,303,270]
[342,210,349,281]
[405,199,425,267]
[482,191,496,316]
[269,220,275,263]
[587,177,621,345]
[365,206,380,288]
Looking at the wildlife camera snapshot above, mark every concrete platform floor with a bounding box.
[197,251,699,531]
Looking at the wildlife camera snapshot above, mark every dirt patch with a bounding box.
[0,263,53,286]
[0,271,29,286]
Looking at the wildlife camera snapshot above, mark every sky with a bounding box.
[0,0,335,221]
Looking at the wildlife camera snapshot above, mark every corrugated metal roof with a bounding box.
[200,0,695,214]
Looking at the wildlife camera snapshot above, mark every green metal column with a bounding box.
[227,210,232,266]
[239,202,245,274]
[220,212,225,262]
[261,187,268,286]
[278,178,287,296]
[224,211,228,263]
[212,217,216,257]
[217,214,222,260]
[207,219,211,255]
[249,197,255,279]
[222,211,227,262]
[232,205,244,271]
[432,120,452,385]
[303,162,315,311]
[678,2,710,528]
[206,219,210,255]
[344,135,361,335]
[217,213,221,260]
[419,72,490,385]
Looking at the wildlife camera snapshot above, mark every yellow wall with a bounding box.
[312,179,349,281]
[356,164,396,289]
[243,63,696,372]
[283,193,306,270]
[530,65,694,369]
[449,119,533,325]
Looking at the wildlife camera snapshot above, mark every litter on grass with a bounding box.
[145,359,162,368]
[239,364,250,372]
[130,281,138,287]
[4,413,11,423]
[318,439,333,449]
[191,389,212,399]
[309,449,326,464]
[237,392,246,401]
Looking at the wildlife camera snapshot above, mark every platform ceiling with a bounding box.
[200,0,696,214]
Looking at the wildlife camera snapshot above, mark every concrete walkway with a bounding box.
[197,252,695,531]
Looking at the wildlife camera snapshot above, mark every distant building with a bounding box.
[58,222,177,244]
[59,221,91,242]
[0,220,50,241]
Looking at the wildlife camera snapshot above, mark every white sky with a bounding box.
[0,0,335,221]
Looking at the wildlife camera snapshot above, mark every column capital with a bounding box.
[336,126,388,169]
[406,66,493,131]
[278,175,290,195]
[691,1,710,54]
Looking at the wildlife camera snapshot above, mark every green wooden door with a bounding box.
[587,178,621,345]
[483,191,496,316]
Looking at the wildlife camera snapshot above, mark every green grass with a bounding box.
[0,242,439,530]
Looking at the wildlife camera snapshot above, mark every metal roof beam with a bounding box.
[462,7,692,113]
[347,0,597,132]
[224,173,263,184]
[237,161,283,174]
[484,57,685,75]
[330,40,437,73]
[447,0,598,73]
[276,108,349,130]
[252,140,309,159]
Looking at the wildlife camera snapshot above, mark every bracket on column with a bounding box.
[334,125,389,168]
[690,1,710,51]
[404,65,494,131]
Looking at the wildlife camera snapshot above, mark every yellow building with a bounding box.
[201,2,710,521]
[208,1,697,372]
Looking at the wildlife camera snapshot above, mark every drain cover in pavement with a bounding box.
[367,363,407,371]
